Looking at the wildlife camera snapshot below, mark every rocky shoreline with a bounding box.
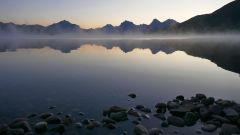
[1,93,240,135]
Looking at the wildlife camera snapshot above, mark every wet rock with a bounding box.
[155,103,167,113]
[149,128,162,135]
[211,115,231,123]
[128,93,136,99]
[0,124,9,135]
[199,107,210,121]
[9,119,32,132]
[57,112,63,115]
[34,122,48,133]
[196,129,202,134]
[109,106,127,113]
[63,115,73,125]
[123,131,128,135]
[206,120,222,127]
[7,128,24,135]
[167,116,185,127]
[82,119,90,125]
[55,124,65,134]
[78,112,85,116]
[48,106,56,109]
[92,121,101,127]
[167,101,180,109]
[27,113,37,119]
[136,105,145,110]
[170,107,190,117]
[196,94,206,100]
[209,105,223,115]
[202,97,215,106]
[109,112,128,122]
[142,114,150,119]
[45,116,62,124]
[127,108,141,117]
[184,112,198,126]
[105,123,116,130]
[140,108,151,113]
[74,122,83,128]
[40,113,53,119]
[176,95,184,101]
[102,117,116,124]
[134,124,149,135]
[154,113,166,120]
[86,123,95,130]
[220,124,240,135]
[223,108,239,119]
[216,100,233,107]
[201,124,217,132]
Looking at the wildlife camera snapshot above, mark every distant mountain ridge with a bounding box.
[0,0,240,35]
[0,19,178,35]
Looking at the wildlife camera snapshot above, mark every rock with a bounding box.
[102,117,116,124]
[142,114,150,119]
[74,122,83,128]
[127,108,141,117]
[220,124,240,135]
[123,131,128,135]
[40,113,53,119]
[9,119,32,132]
[201,124,217,132]
[184,112,198,126]
[170,107,190,117]
[167,116,185,127]
[206,120,222,127]
[154,113,166,120]
[109,112,128,122]
[167,101,180,109]
[45,116,62,124]
[86,123,95,130]
[128,93,136,98]
[209,105,223,115]
[134,124,149,135]
[57,112,63,115]
[161,121,169,127]
[216,100,233,107]
[82,119,90,125]
[7,128,24,135]
[211,115,231,123]
[196,94,206,100]
[202,97,215,106]
[92,121,101,127]
[136,105,145,110]
[140,108,151,113]
[149,128,162,135]
[63,115,73,125]
[55,124,65,134]
[199,107,210,121]
[155,103,167,113]
[223,108,239,118]
[27,113,37,119]
[109,106,127,113]
[103,110,110,116]
[48,106,56,109]
[79,112,85,116]
[34,122,48,133]
[105,123,116,130]
[0,124,9,135]
[176,95,184,101]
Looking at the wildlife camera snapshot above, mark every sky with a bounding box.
[0,0,234,28]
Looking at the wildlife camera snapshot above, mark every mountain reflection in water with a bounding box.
[0,38,239,74]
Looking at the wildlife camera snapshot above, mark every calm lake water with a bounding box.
[0,37,240,134]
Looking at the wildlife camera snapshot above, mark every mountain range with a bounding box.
[0,0,240,35]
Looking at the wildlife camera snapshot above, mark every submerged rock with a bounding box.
[109,112,128,122]
[201,124,217,132]
[167,116,185,127]
[134,124,149,135]
[128,93,136,98]
[220,124,240,135]
[45,116,61,124]
[34,122,48,133]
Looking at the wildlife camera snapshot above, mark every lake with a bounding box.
[0,37,240,135]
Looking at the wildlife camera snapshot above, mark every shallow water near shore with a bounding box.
[0,37,240,134]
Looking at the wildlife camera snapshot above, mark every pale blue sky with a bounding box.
[0,0,234,28]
